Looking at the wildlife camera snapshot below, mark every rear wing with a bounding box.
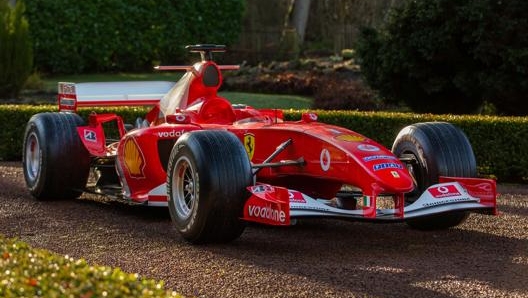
[58,81,175,112]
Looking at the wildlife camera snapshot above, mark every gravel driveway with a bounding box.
[1,161,527,298]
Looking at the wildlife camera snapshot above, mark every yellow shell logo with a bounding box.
[123,138,145,178]
[244,133,255,160]
[335,134,365,142]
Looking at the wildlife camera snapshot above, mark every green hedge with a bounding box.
[1,104,527,183]
[0,236,181,297]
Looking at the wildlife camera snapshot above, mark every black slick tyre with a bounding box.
[392,122,476,230]
[166,130,252,244]
[23,112,91,200]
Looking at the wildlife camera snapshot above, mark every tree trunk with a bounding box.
[288,0,311,44]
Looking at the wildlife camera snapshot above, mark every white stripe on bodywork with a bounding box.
[148,183,168,207]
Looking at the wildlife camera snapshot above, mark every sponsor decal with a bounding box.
[466,182,495,200]
[474,182,493,193]
[363,155,398,162]
[357,144,380,152]
[157,129,186,138]
[288,190,306,203]
[320,149,331,171]
[250,184,274,193]
[373,162,403,171]
[175,114,187,122]
[428,185,462,198]
[59,83,75,94]
[244,133,255,160]
[123,137,146,179]
[247,204,287,223]
[84,129,97,142]
[60,98,75,107]
[422,197,472,207]
[301,113,318,122]
[245,185,290,225]
[304,113,318,121]
[391,171,400,178]
[335,134,365,142]
[328,128,342,135]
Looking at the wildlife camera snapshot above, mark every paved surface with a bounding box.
[1,161,527,297]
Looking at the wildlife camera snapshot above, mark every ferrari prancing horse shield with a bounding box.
[244,133,255,160]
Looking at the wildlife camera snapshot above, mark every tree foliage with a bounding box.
[356,0,528,115]
[25,0,245,74]
[0,0,33,98]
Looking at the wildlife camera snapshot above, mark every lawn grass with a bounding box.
[41,73,313,109]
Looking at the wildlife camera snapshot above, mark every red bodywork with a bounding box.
[60,56,497,225]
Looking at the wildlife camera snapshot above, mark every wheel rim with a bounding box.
[171,156,198,220]
[25,132,41,182]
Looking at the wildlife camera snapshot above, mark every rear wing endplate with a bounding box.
[58,81,175,112]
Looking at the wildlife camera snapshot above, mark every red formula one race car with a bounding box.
[23,45,498,243]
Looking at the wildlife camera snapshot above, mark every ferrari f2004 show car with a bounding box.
[23,45,497,243]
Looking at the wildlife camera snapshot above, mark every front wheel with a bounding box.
[392,122,476,230]
[166,130,252,244]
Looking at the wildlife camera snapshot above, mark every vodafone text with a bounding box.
[248,204,286,223]
[157,130,186,138]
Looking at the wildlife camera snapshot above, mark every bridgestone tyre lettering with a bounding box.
[166,130,252,244]
[22,113,91,200]
[392,122,476,230]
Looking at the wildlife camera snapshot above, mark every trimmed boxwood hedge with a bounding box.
[0,236,181,297]
[1,104,527,183]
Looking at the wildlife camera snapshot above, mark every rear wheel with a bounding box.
[23,113,91,200]
[392,122,476,230]
[166,130,252,244]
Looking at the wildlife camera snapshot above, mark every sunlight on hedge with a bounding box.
[0,236,183,298]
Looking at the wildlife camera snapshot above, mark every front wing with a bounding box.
[242,177,497,225]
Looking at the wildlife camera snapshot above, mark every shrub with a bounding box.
[0,0,33,99]
[312,73,380,111]
[25,0,184,74]
[0,236,181,297]
[355,0,528,116]
[25,0,245,74]
[177,0,245,48]
[468,0,528,116]
[22,71,45,91]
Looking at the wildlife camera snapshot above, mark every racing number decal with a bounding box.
[244,133,255,160]
[320,149,331,171]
